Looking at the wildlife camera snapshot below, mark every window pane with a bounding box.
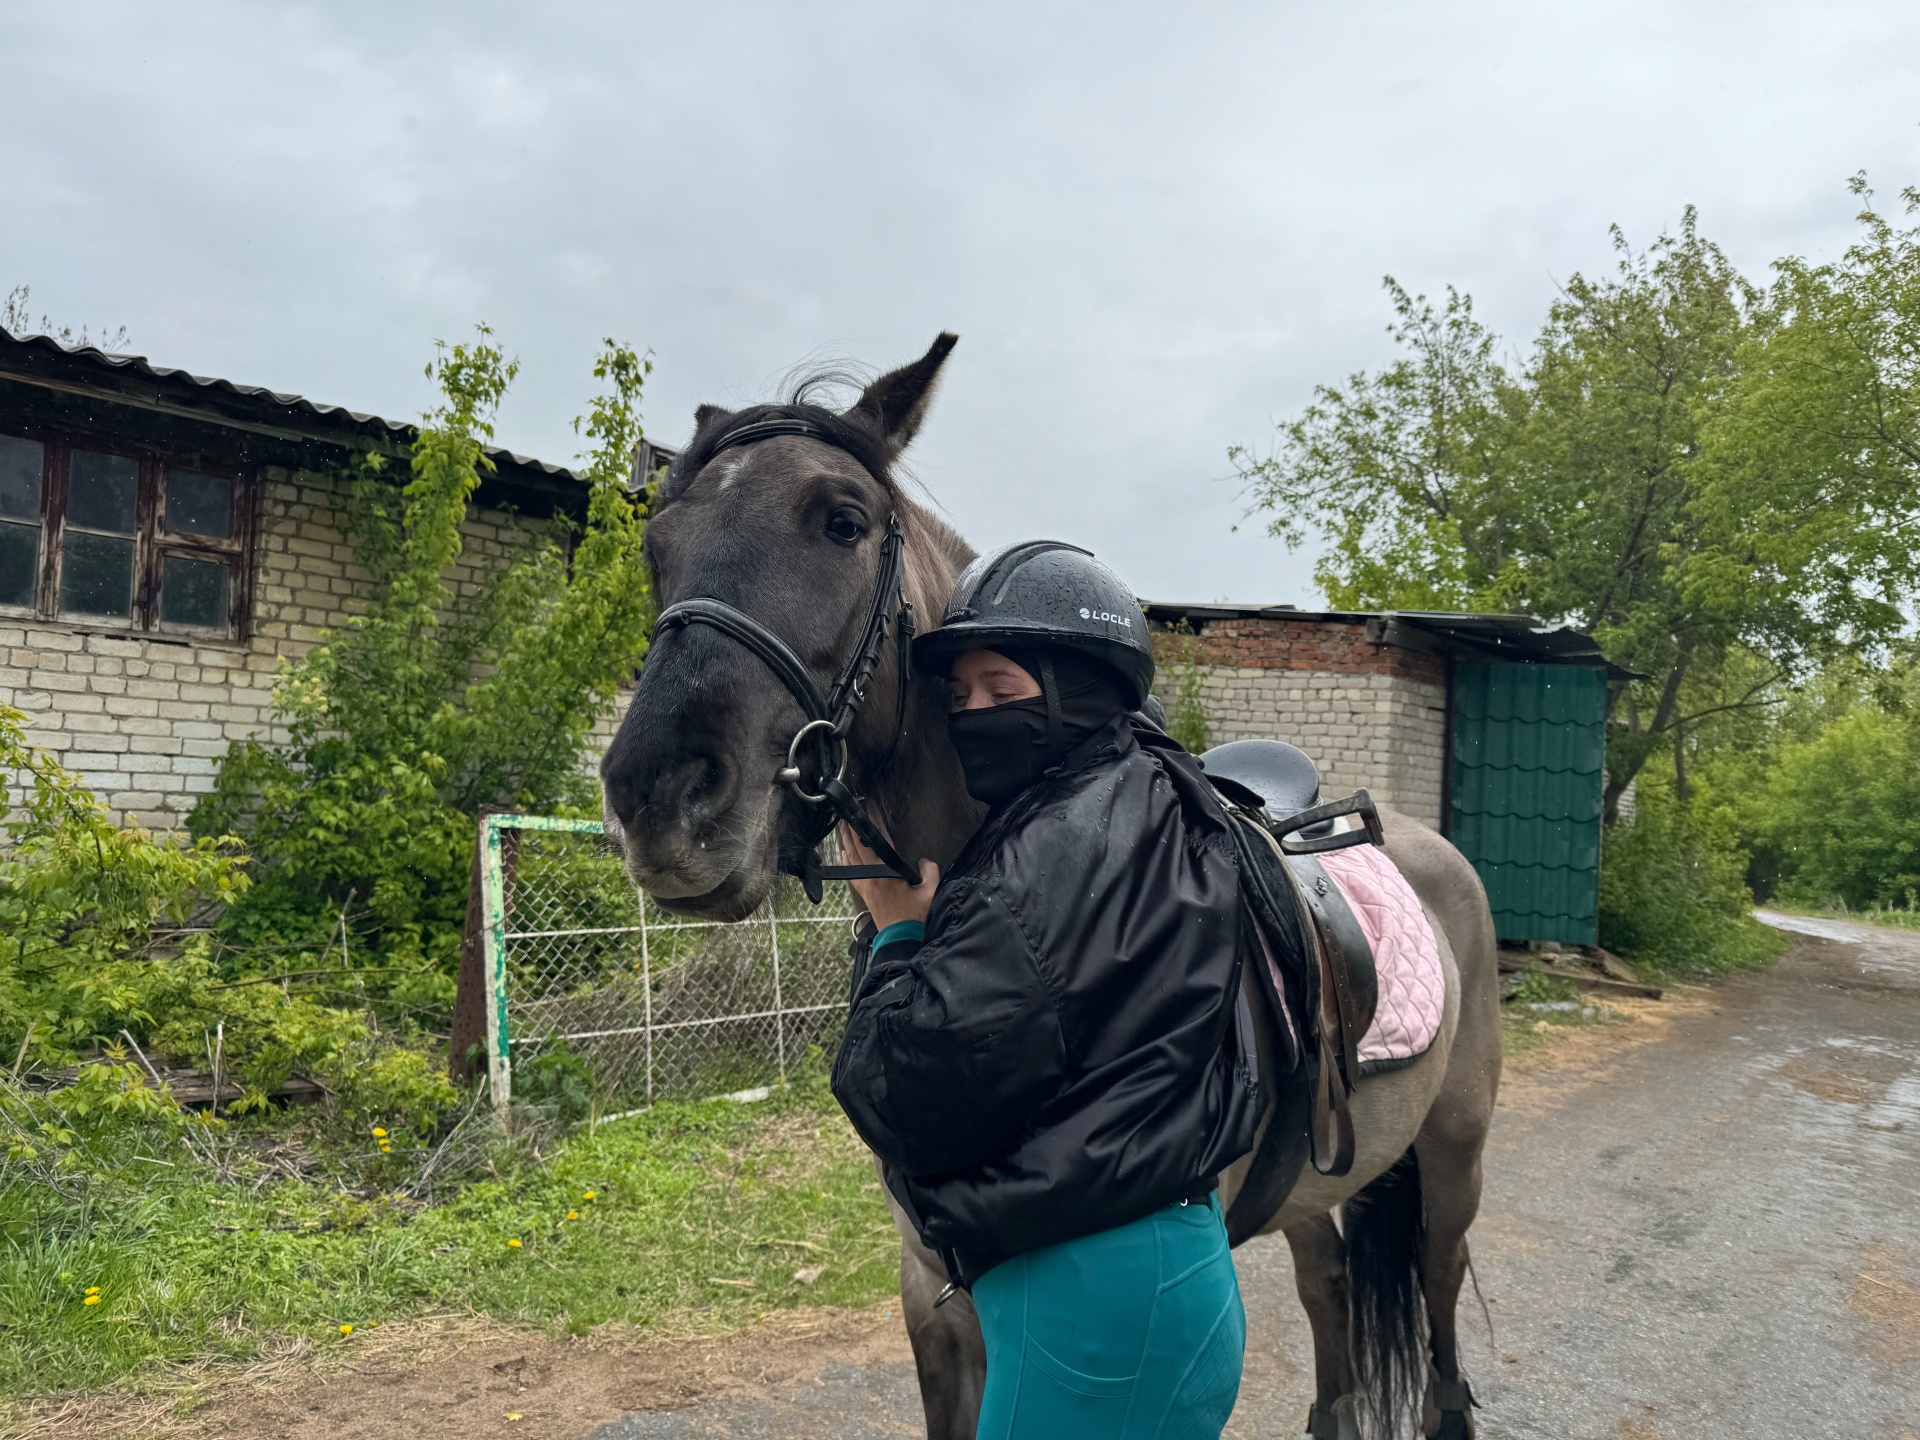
[165,469,233,538]
[160,554,230,628]
[67,450,138,533]
[0,520,38,606]
[0,435,43,521]
[58,530,135,617]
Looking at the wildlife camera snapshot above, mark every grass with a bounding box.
[0,1077,898,1400]
[1499,972,1622,1057]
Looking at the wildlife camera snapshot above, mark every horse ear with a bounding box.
[848,332,958,450]
[693,403,734,433]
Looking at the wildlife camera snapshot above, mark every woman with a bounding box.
[831,541,1263,1440]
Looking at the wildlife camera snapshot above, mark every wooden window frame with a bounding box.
[0,420,256,643]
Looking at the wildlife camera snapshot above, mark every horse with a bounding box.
[600,334,1501,1440]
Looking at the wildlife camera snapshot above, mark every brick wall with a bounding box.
[2,465,623,830]
[1160,616,1449,829]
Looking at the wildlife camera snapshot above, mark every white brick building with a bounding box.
[1146,604,1615,837]
[0,330,602,829]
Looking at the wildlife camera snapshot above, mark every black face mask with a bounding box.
[948,696,1054,808]
[946,649,1133,809]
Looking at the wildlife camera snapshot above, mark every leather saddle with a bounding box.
[1201,740,1385,1238]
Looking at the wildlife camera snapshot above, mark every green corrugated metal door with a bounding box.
[1449,663,1606,944]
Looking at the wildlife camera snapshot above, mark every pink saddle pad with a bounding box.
[1318,842,1444,1070]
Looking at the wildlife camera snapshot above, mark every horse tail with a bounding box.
[1345,1146,1428,1437]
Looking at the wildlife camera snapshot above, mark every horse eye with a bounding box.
[824,510,866,545]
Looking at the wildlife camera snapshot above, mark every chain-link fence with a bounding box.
[477,815,860,1115]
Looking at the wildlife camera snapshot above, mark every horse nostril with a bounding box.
[677,751,734,824]
[605,750,736,845]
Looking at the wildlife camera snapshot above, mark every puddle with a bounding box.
[1754,910,1863,943]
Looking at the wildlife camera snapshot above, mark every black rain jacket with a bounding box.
[830,716,1264,1285]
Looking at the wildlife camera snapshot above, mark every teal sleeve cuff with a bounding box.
[871,920,925,955]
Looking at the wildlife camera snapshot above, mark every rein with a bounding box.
[649,416,922,901]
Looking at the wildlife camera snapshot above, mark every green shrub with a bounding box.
[1156,620,1212,754]
[190,333,656,1024]
[0,705,246,1065]
[1598,784,1783,975]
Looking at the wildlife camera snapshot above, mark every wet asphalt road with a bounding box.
[595,920,1920,1439]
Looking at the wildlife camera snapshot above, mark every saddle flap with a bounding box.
[1284,851,1381,1058]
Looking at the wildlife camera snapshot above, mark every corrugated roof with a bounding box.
[0,326,585,487]
[1142,600,1635,677]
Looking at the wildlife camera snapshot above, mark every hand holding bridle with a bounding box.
[837,820,940,930]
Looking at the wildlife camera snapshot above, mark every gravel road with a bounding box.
[595,921,1920,1439]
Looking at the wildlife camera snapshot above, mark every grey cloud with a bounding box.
[5,0,1917,602]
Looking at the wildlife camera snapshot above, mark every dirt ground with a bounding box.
[21,1306,916,1440]
[26,919,1920,1439]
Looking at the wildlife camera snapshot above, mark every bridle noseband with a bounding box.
[648,415,922,901]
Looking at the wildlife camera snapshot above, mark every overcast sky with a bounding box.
[5,2,1917,603]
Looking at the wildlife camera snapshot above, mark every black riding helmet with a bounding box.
[912,541,1155,707]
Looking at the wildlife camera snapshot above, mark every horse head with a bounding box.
[601,333,979,919]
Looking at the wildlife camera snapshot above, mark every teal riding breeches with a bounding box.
[971,1193,1245,1440]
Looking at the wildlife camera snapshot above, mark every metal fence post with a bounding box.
[479,814,513,1123]
[640,895,654,1106]
[768,904,785,1082]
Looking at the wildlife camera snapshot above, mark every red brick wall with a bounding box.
[1154,617,1444,686]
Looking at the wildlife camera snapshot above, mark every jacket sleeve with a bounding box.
[831,878,1068,1178]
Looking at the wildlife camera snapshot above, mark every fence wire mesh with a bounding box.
[480,816,860,1113]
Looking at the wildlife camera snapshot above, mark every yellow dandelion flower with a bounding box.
[83,1295,102,1306]
[84,1286,100,1296]
[339,1323,353,1335]
[566,1210,580,1221]
[370,1127,388,1138]
[508,1238,522,1249]
[582,1190,597,1200]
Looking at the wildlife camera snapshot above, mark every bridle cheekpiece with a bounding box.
[648,415,921,902]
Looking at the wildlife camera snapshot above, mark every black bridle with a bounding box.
[649,416,922,902]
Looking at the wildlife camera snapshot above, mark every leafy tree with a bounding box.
[1748,705,1920,909]
[1689,177,1920,671]
[192,331,654,1016]
[1699,653,1920,909]
[1230,281,1512,612]
[1237,202,1920,817]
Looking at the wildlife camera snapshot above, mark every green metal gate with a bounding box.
[1448,662,1606,944]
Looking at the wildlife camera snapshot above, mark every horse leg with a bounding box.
[1285,1213,1362,1440]
[895,1222,985,1440]
[1413,1126,1485,1438]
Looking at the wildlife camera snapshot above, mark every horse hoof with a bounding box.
[1433,1409,1474,1439]
[1304,1397,1363,1440]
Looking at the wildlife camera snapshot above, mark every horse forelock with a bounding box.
[660,401,898,504]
